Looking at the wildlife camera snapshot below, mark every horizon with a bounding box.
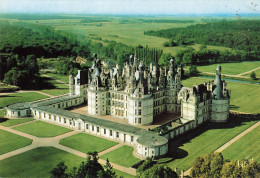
[0,0,259,15]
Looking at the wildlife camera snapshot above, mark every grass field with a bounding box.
[100,145,141,167]
[43,72,69,84]
[244,69,260,78]
[13,120,72,137]
[0,147,84,177]
[222,125,260,162]
[0,92,49,108]
[22,17,231,56]
[40,76,69,96]
[181,77,260,114]
[163,117,258,173]
[197,61,260,75]
[0,129,32,155]
[0,146,134,177]
[60,133,118,153]
[0,118,34,127]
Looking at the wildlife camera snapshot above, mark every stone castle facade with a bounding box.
[6,53,230,158]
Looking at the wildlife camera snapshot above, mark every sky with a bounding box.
[0,0,259,15]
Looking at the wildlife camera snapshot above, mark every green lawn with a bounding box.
[196,61,260,75]
[0,129,32,155]
[0,92,49,108]
[244,69,260,78]
[222,125,260,162]
[40,75,69,96]
[0,118,34,127]
[163,117,258,173]
[13,120,72,137]
[43,71,69,84]
[0,146,135,177]
[100,145,141,167]
[0,147,85,177]
[181,77,260,114]
[60,133,118,153]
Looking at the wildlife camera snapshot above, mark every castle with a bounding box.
[6,54,230,158]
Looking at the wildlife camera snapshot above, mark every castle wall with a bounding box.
[211,99,229,122]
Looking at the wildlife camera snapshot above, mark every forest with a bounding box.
[145,20,260,59]
[0,21,163,89]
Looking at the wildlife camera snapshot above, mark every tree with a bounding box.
[158,53,173,66]
[137,157,155,175]
[50,161,69,178]
[189,65,198,76]
[97,158,116,178]
[140,165,178,178]
[250,71,256,80]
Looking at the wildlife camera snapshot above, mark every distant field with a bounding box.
[197,61,260,75]
[181,77,260,114]
[222,125,260,162]
[13,120,72,137]
[0,92,49,108]
[0,129,32,155]
[43,72,69,84]
[60,133,118,153]
[100,145,141,167]
[40,75,69,96]
[18,17,230,56]
[163,118,258,173]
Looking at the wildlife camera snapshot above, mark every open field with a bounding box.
[222,125,260,162]
[60,133,118,153]
[0,129,32,155]
[196,61,260,75]
[0,118,34,127]
[181,77,260,114]
[100,145,141,167]
[43,71,69,84]
[19,17,231,56]
[163,117,258,173]
[40,76,69,96]
[0,147,84,177]
[0,92,49,108]
[13,120,72,137]
[244,69,260,78]
[0,146,134,178]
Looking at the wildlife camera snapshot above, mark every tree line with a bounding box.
[145,20,260,60]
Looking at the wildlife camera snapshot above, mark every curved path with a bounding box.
[184,120,260,176]
[0,123,137,176]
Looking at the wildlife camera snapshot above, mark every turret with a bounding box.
[213,65,223,99]
[69,74,74,95]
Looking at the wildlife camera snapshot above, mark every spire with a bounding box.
[213,65,223,99]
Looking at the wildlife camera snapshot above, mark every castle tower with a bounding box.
[69,74,74,96]
[211,65,230,123]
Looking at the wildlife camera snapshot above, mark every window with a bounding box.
[64,119,67,124]
[110,130,113,136]
[58,104,60,108]
[131,136,134,142]
[86,124,89,129]
[135,101,137,107]
[104,129,106,134]
[138,118,141,124]
[135,118,137,123]
[34,111,36,115]
[97,127,100,132]
[49,114,51,120]
[92,125,94,131]
[145,147,147,150]
[18,111,20,116]
[138,101,142,107]
[116,132,119,138]
[138,109,142,115]
[44,113,46,118]
[62,103,64,107]
[139,88,142,92]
